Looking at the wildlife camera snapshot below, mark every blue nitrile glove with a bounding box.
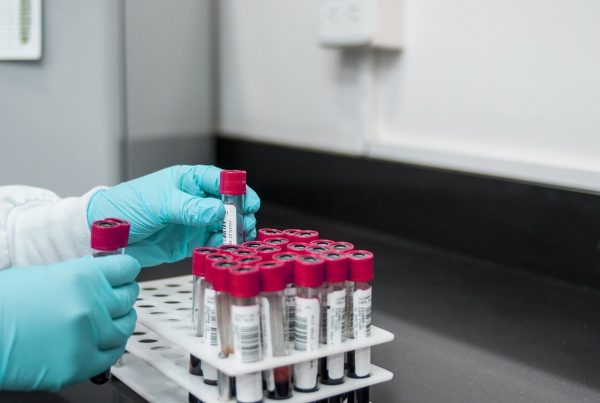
[87,165,261,268]
[0,255,140,391]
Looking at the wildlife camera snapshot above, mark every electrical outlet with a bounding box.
[318,0,402,49]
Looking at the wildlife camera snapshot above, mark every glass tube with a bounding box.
[220,170,246,245]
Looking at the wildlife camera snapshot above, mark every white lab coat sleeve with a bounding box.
[0,185,107,270]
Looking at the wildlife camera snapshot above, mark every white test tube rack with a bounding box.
[112,275,394,403]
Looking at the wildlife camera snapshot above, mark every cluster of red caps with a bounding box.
[192,228,374,298]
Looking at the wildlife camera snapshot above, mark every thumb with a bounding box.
[94,254,141,287]
[162,190,225,226]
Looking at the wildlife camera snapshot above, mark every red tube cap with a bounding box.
[242,240,266,250]
[205,253,233,283]
[256,245,282,261]
[219,244,244,254]
[330,242,354,253]
[273,252,298,284]
[292,230,319,243]
[287,242,309,254]
[212,261,239,292]
[258,261,286,292]
[257,228,283,241]
[105,218,131,247]
[220,170,246,195]
[322,252,348,283]
[230,249,257,258]
[306,245,329,256]
[91,219,130,251]
[346,250,374,282]
[309,239,335,248]
[282,229,302,241]
[234,255,262,266]
[294,255,325,288]
[192,247,219,276]
[264,237,290,247]
[230,266,260,298]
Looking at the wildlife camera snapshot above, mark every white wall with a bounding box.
[219,0,600,192]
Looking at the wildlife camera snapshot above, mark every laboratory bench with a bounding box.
[3,203,600,403]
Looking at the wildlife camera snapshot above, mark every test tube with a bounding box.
[293,255,325,393]
[220,244,245,255]
[230,266,263,403]
[291,230,319,243]
[264,237,290,249]
[89,218,130,385]
[309,239,335,248]
[202,253,233,386]
[258,261,292,400]
[231,249,258,259]
[319,252,348,386]
[242,240,266,250]
[213,261,240,401]
[255,245,282,261]
[346,250,374,403]
[329,242,354,253]
[305,245,329,256]
[282,229,301,241]
[235,255,263,266]
[273,252,299,350]
[258,228,283,241]
[221,170,247,245]
[287,242,309,255]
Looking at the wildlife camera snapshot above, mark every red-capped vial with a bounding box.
[282,228,302,241]
[264,237,290,248]
[305,245,329,256]
[309,239,335,248]
[257,228,283,241]
[242,240,265,250]
[230,266,263,403]
[220,170,246,245]
[258,261,292,399]
[219,244,245,255]
[292,230,319,243]
[273,252,299,349]
[190,247,218,378]
[319,252,349,385]
[293,255,324,392]
[255,245,282,261]
[202,253,231,386]
[287,242,309,255]
[330,242,354,253]
[346,250,374,382]
[234,255,263,266]
[89,218,130,385]
[230,249,257,259]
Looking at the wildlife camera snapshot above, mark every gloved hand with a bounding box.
[0,255,140,391]
[87,165,261,267]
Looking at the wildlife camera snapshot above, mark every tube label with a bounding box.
[223,204,237,245]
[284,287,296,346]
[327,289,346,345]
[294,297,320,352]
[353,287,372,340]
[192,277,204,337]
[236,373,263,402]
[204,288,218,346]
[232,304,261,363]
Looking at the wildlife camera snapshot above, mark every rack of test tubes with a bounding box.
[112,227,394,403]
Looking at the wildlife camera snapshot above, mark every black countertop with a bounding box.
[3,204,600,402]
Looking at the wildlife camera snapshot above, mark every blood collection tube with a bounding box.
[282,229,301,241]
[235,255,263,266]
[231,249,257,259]
[258,228,283,241]
[319,252,348,386]
[242,240,265,250]
[202,253,233,386]
[230,266,263,403]
[264,237,290,248]
[89,218,130,385]
[305,245,329,256]
[293,255,325,392]
[329,242,354,253]
[220,244,245,255]
[257,261,292,400]
[346,250,374,403]
[310,239,335,248]
[221,170,247,245]
[213,261,240,401]
[287,242,309,255]
[292,230,319,243]
[273,252,299,350]
[255,245,282,261]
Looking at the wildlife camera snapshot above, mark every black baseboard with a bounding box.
[217,137,600,288]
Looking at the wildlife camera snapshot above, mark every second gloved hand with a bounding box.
[87,165,261,267]
[0,255,140,391]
